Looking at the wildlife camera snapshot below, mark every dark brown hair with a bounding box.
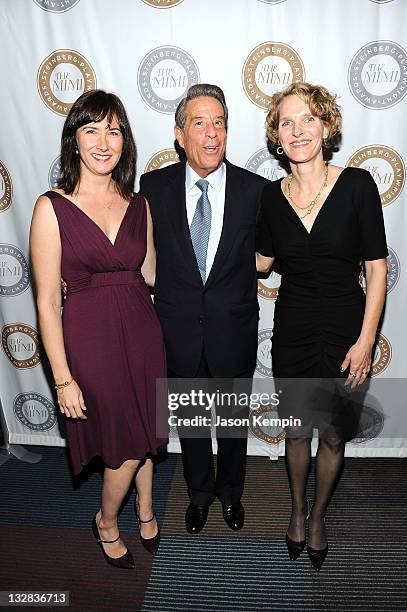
[57,90,136,200]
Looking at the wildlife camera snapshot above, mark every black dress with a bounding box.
[256,167,388,436]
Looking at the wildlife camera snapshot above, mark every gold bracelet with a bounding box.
[54,377,74,391]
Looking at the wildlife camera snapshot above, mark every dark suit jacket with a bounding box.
[139,159,268,377]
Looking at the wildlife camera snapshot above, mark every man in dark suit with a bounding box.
[139,84,268,534]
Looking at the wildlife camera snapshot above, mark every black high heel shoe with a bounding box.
[307,512,328,572]
[135,497,160,555]
[307,543,328,572]
[92,513,135,569]
[286,532,306,561]
[285,502,310,561]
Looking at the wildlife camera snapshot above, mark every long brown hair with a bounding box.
[57,90,136,200]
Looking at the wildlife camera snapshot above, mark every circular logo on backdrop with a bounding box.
[1,324,41,369]
[0,160,13,213]
[349,400,385,444]
[386,246,400,294]
[144,148,180,173]
[142,0,184,6]
[242,42,305,110]
[256,328,273,377]
[37,49,97,116]
[348,40,407,109]
[48,156,62,189]
[14,392,57,432]
[32,0,81,11]
[245,147,287,181]
[137,46,200,114]
[371,333,391,376]
[257,272,281,301]
[0,245,30,298]
[249,404,285,444]
[346,145,405,206]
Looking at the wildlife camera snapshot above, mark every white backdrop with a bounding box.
[0,0,405,457]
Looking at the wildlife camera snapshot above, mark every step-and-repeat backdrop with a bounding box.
[0,0,405,457]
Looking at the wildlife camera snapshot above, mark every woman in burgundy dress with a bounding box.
[30,90,166,567]
[256,82,387,571]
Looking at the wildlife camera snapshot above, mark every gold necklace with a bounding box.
[286,163,329,220]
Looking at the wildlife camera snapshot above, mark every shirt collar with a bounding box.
[186,162,225,193]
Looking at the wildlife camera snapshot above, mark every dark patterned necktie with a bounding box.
[190,179,211,282]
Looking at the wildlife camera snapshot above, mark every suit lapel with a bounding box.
[168,162,203,285]
[205,161,243,287]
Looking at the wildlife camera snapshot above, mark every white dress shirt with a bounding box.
[185,162,226,278]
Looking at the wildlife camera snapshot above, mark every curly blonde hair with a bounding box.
[266,82,342,151]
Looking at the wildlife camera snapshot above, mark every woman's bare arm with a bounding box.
[341,258,387,387]
[256,253,275,274]
[141,198,156,287]
[30,196,86,418]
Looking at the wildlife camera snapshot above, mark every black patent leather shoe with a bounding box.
[92,514,135,569]
[307,544,328,572]
[185,503,209,534]
[222,501,245,531]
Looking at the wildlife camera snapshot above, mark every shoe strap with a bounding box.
[97,534,120,544]
[138,512,156,524]
[95,514,121,544]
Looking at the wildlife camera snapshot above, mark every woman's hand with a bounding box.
[340,340,373,388]
[57,379,87,419]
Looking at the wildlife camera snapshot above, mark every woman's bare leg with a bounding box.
[96,459,139,558]
[135,458,158,539]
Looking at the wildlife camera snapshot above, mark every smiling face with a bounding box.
[278,94,328,165]
[174,96,227,177]
[75,114,123,178]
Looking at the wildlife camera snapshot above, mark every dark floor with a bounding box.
[0,447,406,611]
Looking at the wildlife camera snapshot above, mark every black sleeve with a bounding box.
[139,173,149,198]
[356,170,388,261]
[256,183,274,257]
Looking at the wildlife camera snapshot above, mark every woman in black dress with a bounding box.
[256,82,387,571]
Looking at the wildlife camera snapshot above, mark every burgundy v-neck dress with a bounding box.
[256,168,388,434]
[45,191,167,474]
